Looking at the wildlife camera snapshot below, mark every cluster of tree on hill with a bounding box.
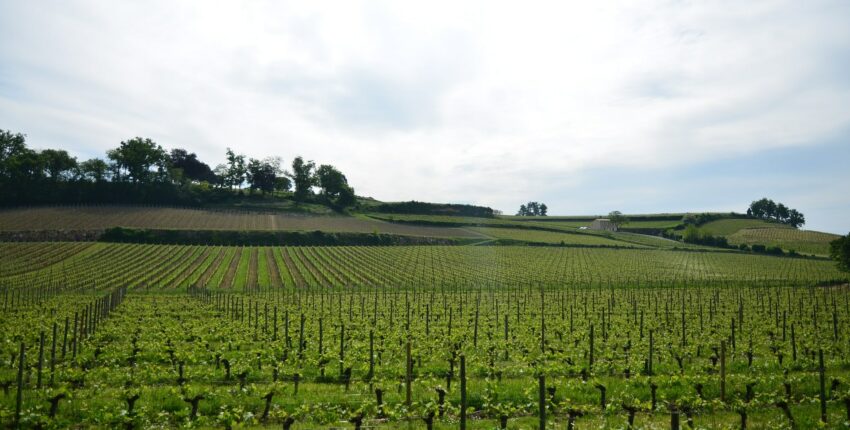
[747,198,805,228]
[516,201,547,216]
[373,201,494,217]
[0,130,355,210]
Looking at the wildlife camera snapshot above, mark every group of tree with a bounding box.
[747,198,805,228]
[831,233,850,272]
[0,130,355,209]
[516,201,547,216]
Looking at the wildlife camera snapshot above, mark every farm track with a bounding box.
[221,248,243,289]
[196,247,227,287]
[265,247,282,287]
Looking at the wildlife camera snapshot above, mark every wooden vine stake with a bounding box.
[819,349,827,424]
[720,340,727,403]
[460,354,467,430]
[15,342,24,427]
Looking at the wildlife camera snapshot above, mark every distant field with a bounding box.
[0,206,484,238]
[696,218,837,255]
[728,228,840,256]
[466,227,643,247]
[699,218,791,236]
[1,242,843,291]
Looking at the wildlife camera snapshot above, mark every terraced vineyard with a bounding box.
[1,225,848,428]
[0,243,844,294]
[727,228,840,257]
[0,206,482,239]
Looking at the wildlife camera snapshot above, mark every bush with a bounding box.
[751,244,766,253]
[765,246,784,256]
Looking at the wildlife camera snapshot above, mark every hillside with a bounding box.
[698,218,839,256]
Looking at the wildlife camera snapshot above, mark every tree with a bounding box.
[40,149,77,181]
[288,156,316,202]
[316,165,347,197]
[517,201,548,216]
[608,211,628,228]
[786,209,805,228]
[107,137,167,183]
[0,130,28,180]
[224,148,247,189]
[78,158,109,182]
[274,176,292,192]
[170,149,216,183]
[748,198,805,228]
[315,164,357,209]
[246,157,280,194]
[830,233,850,272]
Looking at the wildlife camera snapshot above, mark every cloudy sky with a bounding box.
[2,1,849,232]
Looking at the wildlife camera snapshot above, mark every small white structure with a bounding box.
[589,218,617,232]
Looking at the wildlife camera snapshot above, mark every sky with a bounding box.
[1,1,849,233]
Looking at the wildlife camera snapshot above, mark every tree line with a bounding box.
[747,198,805,228]
[0,130,355,209]
[516,201,548,216]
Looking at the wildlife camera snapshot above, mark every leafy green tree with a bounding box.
[830,234,850,272]
[315,164,356,209]
[539,203,548,216]
[107,137,167,183]
[170,149,216,183]
[608,211,628,228]
[517,204,527,216]
[78,158,109,182]
[786,209,805,228]
[289,156,316,202]
[247,157,280,194]
[224,148,247,189]
[40,149,77,181]
[274,176,292,192]
[0,130,27,177]
[316,165,347,196]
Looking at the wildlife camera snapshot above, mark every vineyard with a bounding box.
[0,206,482,239]
[1,240,849,428]
[727,228,840,257]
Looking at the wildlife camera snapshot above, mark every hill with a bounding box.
[697,218,839,256]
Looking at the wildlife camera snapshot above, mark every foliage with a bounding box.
[288,156,316,203]
[607,211,628,227]
[516,201,547,216]
[748,197,805,228]
[0,129,357,212]
[373,201,494,217]
[681,225,730,248]
[107,137,168,183]
[831,233,850,272]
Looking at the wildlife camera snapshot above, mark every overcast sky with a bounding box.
[2,1,849,232]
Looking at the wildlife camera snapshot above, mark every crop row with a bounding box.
[0,244,846,295]
[3,283,850,428]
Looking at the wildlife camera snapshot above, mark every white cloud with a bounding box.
[1,0,849,228]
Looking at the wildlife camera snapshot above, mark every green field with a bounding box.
[0,206,484,239]
[697,219,839,256]
[1,242,848,428]
[2,209,849,428]
[698,219,791,236]
[728,228,840,256]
